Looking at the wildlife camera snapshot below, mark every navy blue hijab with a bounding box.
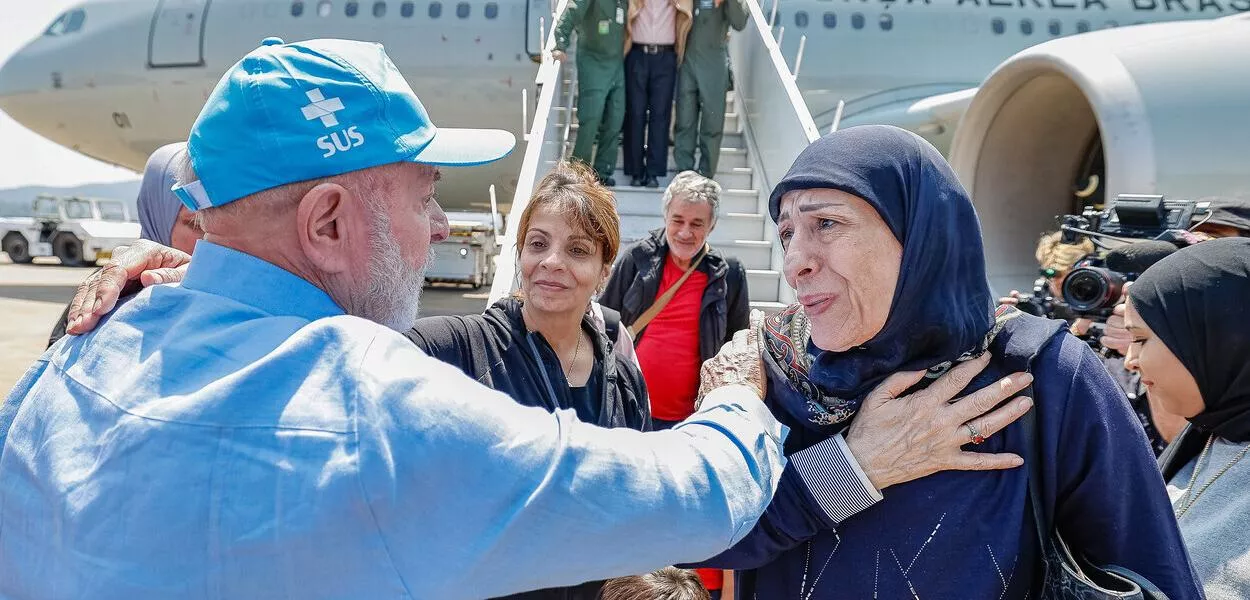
[763,126,995,428]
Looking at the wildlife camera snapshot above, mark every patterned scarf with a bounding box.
[762,304,1021,431]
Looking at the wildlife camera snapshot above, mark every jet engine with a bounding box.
[949,14,1250,294]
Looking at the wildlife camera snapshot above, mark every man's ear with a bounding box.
[296,182,359,274]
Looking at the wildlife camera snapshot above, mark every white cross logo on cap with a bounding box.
[301,88,346,128]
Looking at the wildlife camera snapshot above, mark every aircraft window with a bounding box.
[1076,20,1090,32]
[991,17,1004,35]
[402,1,415,16]
[291,1,305,16]
[429,1,442,17]
[1020,19,1033,35]
[373,1,386,16]
[879,13,892,30]
[44,9,87,36]
[457,2,470,17]
[823,12,836,28]
[795,11,808,28]
[1048,19,1060,35]
[346,1,359,16]
[318,0,333,16]
[65,9,87,32]
[485,2,499,18]
[851,12,864,29]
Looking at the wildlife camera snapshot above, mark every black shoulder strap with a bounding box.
[600,305,622,348]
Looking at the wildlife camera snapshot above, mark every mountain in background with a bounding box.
[0,181,140,217]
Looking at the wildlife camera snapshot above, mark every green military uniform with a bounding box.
[554,0,629,182]
[673,0,747,177]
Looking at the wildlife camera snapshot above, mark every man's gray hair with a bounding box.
[662,171,722,224]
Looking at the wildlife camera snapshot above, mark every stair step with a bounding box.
[562,121,744,147]
[747,269,781,304]
[564,123,745,151]
[719,240,774,271]
[750,300,788,314]
[604,147,747,171]
[609,168,752,193]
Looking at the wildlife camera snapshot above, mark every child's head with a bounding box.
[600,567,711,600]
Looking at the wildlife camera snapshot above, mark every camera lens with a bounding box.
[1062,267,1125,312]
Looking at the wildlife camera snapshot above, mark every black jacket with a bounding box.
[404,298,651,600]
[403,297,651,432]
[599,229,750,363]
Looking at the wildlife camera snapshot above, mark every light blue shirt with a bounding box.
[0,241,787,599]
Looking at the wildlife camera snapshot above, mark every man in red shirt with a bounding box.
[599,171,750,598]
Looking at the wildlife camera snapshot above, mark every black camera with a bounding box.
[1056,194,1208,318]
[1046,194,1204,354]
[1017,272,1075,320]
[1060,194,1210,245]
[1061,261,1127,317]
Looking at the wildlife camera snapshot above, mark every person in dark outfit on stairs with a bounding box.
[622,0,692,188]
[554,0,629,187]
[673,0,747,178]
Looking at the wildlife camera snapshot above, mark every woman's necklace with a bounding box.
[561,331,584,381]
[522,304,585,382]
[1174,434,1250,519]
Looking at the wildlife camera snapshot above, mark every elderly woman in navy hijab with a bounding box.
[696,126,1202,599]
[48,143,201,347]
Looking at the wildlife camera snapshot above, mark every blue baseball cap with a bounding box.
[173,37,515,210]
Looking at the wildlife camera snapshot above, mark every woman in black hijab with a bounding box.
[698,126,1201,599]
[1129,237,1250,598]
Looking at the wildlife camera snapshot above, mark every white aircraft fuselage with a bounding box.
[0,0,1241,208]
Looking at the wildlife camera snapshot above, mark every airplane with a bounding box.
[0,0,555,209]
[0,0,1244,213]
[767,0,1248,148]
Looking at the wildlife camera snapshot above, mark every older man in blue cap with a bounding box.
[0,38,791,599]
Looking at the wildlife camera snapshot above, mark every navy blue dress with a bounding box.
[698,314,1203,599]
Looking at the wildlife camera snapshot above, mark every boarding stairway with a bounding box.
[490,0,822,311]
[563,93,783,308]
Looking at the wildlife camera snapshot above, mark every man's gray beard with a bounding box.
[361,208,433,332]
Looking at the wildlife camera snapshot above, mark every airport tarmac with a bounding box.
[0,255,487,393]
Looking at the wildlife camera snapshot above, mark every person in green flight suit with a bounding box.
[672,0,747,178]
[553,0,629,186]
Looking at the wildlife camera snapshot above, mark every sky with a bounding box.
[0,1,139,190]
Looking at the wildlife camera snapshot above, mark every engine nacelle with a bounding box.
[949,14,1250,294]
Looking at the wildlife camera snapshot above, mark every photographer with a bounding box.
[1126,238,1250,598]
[998,231,1093,320]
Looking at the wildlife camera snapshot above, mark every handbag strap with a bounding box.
[1020,381,1055,546]
[628,244,709,337]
